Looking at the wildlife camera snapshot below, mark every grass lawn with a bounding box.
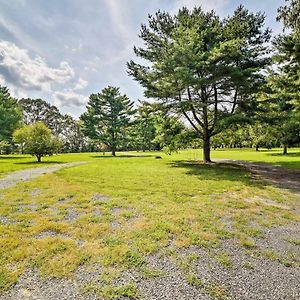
[1,148,300,177]
[0,149,299,298]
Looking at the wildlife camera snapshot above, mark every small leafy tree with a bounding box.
[80,86,135,156]
[13,122,61,162]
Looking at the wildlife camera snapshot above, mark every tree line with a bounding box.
[0,85,191,160]
[0,0,299,161]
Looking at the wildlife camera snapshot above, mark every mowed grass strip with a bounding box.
[0,152,299,295]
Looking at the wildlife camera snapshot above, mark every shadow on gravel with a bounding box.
[169,160,267,189]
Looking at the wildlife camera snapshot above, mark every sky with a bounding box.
[0,0,285,118]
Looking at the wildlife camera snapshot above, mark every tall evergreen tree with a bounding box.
[0,86,22,142]
[134,101,156,152]
[80,86,135,156]
[261,0,300,154]
[128,6,271,162]
[276,0,300,112]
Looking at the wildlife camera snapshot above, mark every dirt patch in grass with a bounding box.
[217,159,300,194]
[245,196,292,210]
[92,194,110,202]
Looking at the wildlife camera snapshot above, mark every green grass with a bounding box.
[1,147,300,177]
[210,148,300,169]
[0,153,94,177]
[0,149,299,296]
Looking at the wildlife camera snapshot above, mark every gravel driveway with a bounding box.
[0,162,86,190]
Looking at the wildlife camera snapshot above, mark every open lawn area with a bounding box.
[0,149,299,299]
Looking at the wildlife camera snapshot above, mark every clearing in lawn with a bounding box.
[0,149,299,299]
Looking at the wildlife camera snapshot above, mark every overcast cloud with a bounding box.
[0,0,285,117]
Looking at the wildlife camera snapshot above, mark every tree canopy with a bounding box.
[13,122,61,162]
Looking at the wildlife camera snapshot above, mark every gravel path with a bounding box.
[0,162,86,190]
[216,159,300,194]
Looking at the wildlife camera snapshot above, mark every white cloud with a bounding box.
[53,90,87,108]
[0,14,41,54]
[0,74,5,86]
[103,0,136,42]
[0,73,27,98]
[0,40,74,92]
[74,77,88,90]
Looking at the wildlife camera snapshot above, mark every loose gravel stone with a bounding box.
[64,208,80,222]
[34,230,72,240]
[0,269,97,300]
[0,216,18,225]
[92,194,110,202]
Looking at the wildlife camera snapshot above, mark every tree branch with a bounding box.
[231,89,238,114]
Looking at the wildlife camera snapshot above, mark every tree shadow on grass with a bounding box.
[169,160,268,189]
[14,161,67,165]
[267,152,300,158]
[271,161,300,170]
[0,156,28,160]
[90,154,155,159]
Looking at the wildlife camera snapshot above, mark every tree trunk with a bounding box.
[203,135,211,163]
[283,144,288,155]
[36,154,42,162]
[111,147,116,156]
[256,145,259,151]
[111,132,116,156]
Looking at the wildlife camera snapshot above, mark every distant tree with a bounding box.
[277,0,300,33]
[153,112,186,155]
[59,115,89,153]
[0,86,22,143]
[13,122,61,162]
[19,98,89,153]
[134,101,156,151]
[19,98,62,135]
[128,6,271,162]
[0,141,13,155]
[260,0,300,154]
[247,123,278,151]
[80,86,135,156]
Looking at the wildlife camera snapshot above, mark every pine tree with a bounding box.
[0,86,22,142]
[128,6,271,162]
[80,86,135,156]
